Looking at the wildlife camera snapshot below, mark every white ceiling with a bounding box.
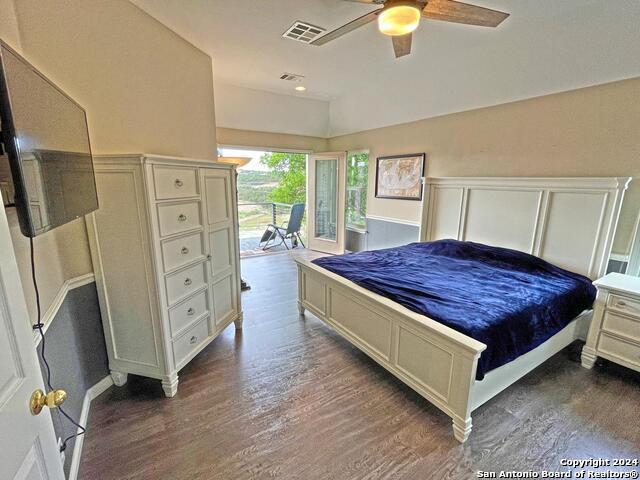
[131,0,640,136]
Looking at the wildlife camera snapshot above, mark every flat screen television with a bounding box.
[0,41,98,237]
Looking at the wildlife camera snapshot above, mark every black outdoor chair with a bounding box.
[259,203,306,250]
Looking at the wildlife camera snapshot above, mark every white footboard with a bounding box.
[296,259,486,442]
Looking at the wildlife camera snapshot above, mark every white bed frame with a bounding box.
[296,177,631,442]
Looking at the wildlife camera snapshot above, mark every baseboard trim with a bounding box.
[68,375,113,480]
[33,273,95,345]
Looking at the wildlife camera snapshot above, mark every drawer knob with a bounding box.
[181,247,189,255]
[184,278,192,286]
[617,301,626,307]
[177,214,187,222]
[175,179,184,187]
[187,307,195,316]
[190,335,198,344]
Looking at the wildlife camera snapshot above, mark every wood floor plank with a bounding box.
[79,250,640,479]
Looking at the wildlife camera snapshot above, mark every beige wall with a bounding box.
[1,0,218,323]
[14,0,217,159]
[0,0,21,50]
[217,127,328,152]
[215,83,330,138]
[329,78,640,255]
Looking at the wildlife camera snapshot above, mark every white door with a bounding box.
[307,152,346,254]
[201,168,239,328]
[0,204,65,479]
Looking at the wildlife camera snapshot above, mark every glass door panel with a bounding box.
[314,159,337,241]
[307,152,346,254]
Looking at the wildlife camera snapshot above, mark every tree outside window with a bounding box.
[259,151,307,204]
[346,151,369,230]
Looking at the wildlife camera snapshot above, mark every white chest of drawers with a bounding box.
[582,272,640,373]
[87,154,243,397]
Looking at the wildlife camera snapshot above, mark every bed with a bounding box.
[296,177,630,442]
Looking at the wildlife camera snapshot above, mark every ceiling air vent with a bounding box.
[280,72,305,82]
[282,21,325,44]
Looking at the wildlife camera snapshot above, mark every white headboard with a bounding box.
[420,177,631,280]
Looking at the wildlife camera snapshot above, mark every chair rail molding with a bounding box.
[366,214,421,227]
[34,272,96,344]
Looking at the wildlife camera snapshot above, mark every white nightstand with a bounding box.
[582,273,640,372]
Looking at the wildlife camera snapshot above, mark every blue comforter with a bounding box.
[312,240,596,380]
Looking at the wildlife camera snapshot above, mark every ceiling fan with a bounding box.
[311,0,509,58]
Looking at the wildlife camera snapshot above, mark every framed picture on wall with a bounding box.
[375,153,426,200]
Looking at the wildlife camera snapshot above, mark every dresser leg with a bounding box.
[110,370,128,387]
[297,301,305,316]
[581,346,597,369]
[234,313,244,330]
[162,374,179,398]
[452,416,472,443]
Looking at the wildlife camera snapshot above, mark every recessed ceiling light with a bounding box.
[295,86,306,92]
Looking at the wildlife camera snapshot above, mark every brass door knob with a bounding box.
[30,389,67,415]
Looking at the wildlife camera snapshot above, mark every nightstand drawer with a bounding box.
[607,294,640,317]
[602,311,640,343]
[598,333,640,368]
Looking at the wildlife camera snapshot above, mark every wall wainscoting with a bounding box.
[37,281,110,477]
[34,272,95,344]
[346,227,367,252]
[365,215,420,251]
[607,254,629,274]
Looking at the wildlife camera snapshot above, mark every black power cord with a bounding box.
[30,236,86,453]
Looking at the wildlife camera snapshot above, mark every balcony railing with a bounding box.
[237,202,306,254]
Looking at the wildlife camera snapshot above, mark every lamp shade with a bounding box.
[217,156,252,169]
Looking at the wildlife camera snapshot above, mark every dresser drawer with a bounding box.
[165,262,206,305]
[157,201,201,237]
[168,289,209,337]
[602,311,640,343]
[598,333,640,368]
[607,293,640,317]
[172,316,209,368]
[154,166,198,200]
[161,231,204,272]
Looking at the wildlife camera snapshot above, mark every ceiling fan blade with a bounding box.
[422,0,509,27]
[342,0,385,4]
[311,9,381,46]
[392,33,412,58]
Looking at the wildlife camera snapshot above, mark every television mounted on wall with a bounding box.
[0,40,98,237]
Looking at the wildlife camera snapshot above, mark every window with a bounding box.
[346,150,369,230]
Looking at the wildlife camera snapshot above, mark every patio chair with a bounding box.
[259,203,306,250]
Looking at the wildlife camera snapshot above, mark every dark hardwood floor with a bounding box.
[79,251,640,480]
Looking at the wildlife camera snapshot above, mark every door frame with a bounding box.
[217,145,313,255]
[307,151,347,254]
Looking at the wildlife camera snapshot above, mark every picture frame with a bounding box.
[375,153,426,200]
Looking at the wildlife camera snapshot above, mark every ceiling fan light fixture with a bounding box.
[378,1,421,36]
